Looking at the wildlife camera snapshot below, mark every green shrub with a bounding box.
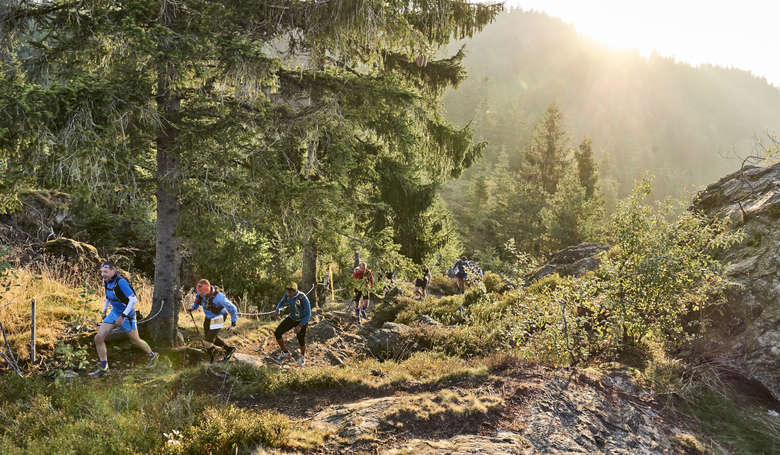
[373,296,414,326]
[162,406,289,454]
[597,178,742,349]
[463,286,487,307]
[482,271,505,293]
[396,295,466,326]
[405,324,504,358]
[427,275,459,296]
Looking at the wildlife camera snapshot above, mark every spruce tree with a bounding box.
[575,137,599,199]
[521,103,568,194]
[2,0,501,345]
[540,168,603,252]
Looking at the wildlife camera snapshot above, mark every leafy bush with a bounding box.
[54,342,90,370]
[482,271,504,293]
[506,179,743,364]
[162,406,289,454]
[426,275,459,296]
[596,178,742,349]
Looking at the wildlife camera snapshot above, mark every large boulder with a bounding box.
[307,320,338,342]
[366,322,412,358]
[42,237,101,264]
[692,162,780,399]
[527,242,610,283]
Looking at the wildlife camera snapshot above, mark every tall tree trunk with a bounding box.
[302,237,317,307]
[301,124,318,306]
[147,73,181,347]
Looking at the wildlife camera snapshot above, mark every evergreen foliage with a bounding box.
[1,0,502,340]
[442,9,780,202]
[449,105,605,259]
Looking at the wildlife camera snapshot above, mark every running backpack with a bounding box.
[106,274,136,305]
[195,287,223,314]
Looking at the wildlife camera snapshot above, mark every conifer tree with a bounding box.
[540,168,603,252]
[521,104,568,194]
[575,137,599,199]
[1,0,501,345]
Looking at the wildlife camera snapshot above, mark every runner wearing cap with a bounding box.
[273,282,311,366]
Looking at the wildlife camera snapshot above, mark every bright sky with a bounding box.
[509,0,780,87]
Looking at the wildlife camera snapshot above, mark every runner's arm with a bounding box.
[218,294,239,326]
[299,294,311,325]
[117,279,137,317]
[275,296,286,314]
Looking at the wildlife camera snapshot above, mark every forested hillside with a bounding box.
[441,8,780,255]
[2,3,779,454]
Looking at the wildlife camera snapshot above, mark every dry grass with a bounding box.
[383,389,504,425]
[0,262,154,362]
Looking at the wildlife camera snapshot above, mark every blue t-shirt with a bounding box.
[275,291,311,325]
[105,275,135,317]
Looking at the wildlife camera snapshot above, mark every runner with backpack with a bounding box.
[274,282,311,366]
[89,262,158,377]
[452,256,468,294]
[186,279,239,362]
[352,261,374,324]
[414,268,431,300]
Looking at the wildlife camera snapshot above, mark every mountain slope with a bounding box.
[443,9,780,198]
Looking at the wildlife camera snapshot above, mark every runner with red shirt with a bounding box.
[352,261,374,324]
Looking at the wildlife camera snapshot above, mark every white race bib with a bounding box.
[209,315,225,330]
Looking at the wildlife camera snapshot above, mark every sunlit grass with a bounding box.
[0,264,154,362]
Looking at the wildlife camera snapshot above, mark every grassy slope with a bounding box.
[1,267,778,454]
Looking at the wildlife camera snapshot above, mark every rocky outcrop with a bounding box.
[692,162,780,399]
[418,315,442,326]
[310,371,692,454]
[307,320,338,342]
[527,242,610,283]
[366,322,412,358]
[42,237,102,264]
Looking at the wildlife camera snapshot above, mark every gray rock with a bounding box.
[307,320,337,342]
[692,161,780,399]
[366,322,412,358]
[312,376,682,454]
[527,242,610,283]
[419,315,442,326]
[53,369,80,385]
[231,352,266,368]
[42,237,101,264]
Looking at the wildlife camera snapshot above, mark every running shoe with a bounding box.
[223,346,236,362]
[145,352,159,369]
[88,366,108,378]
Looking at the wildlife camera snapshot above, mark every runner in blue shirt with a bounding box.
[186,279,238,362]
[273,282,311,366]
[89,262,158,377]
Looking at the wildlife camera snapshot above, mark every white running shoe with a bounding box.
[297,356,306,367]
